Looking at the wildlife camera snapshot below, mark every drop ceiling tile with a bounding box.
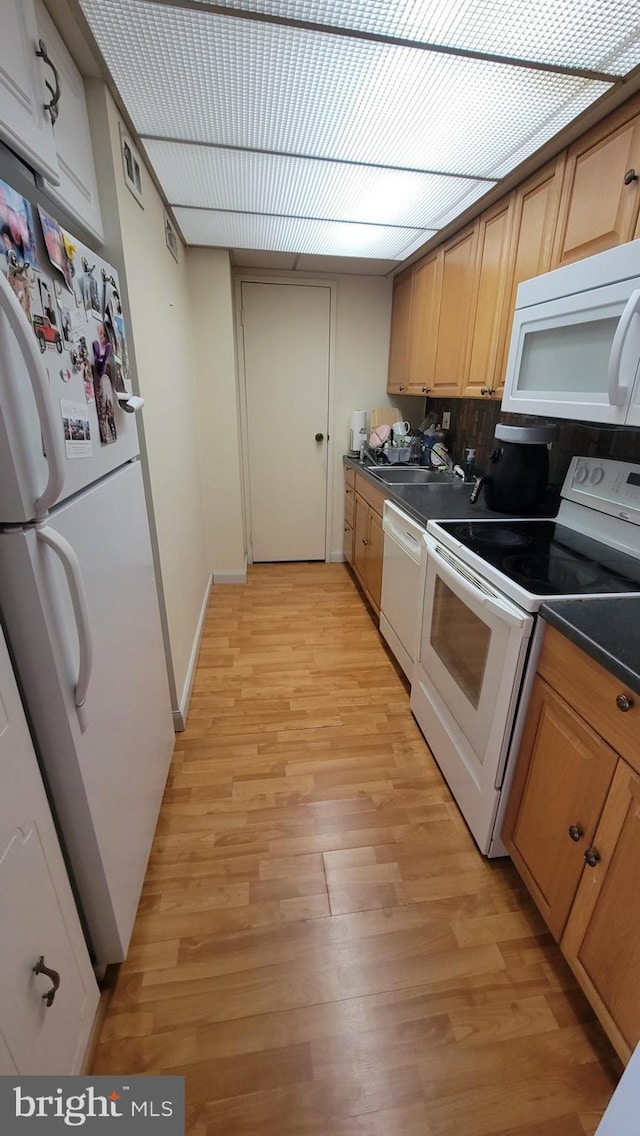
[144,140,492,229]
[80,1,611,178]
[173,209,427,259]
[187,0,640,74]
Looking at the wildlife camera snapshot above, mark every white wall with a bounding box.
[186,248,246,580]
[86,83,211,725]
[330,274,394,556]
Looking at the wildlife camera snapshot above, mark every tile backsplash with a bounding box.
[427,397,640,488]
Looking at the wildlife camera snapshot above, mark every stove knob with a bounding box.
[575,465,589,484]
[590,466,604,485]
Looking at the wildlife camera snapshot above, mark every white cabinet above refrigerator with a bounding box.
[501,238,640,426]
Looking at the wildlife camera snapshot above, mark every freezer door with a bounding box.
[0,226,140,524]
[0,461,174,966]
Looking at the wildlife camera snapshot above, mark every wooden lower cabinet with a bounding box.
[502,676,617,942]
[562,760,640,1063]
[503,625,640,1063]
[352,494,384,613]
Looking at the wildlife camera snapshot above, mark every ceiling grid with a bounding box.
[79,0,640,269]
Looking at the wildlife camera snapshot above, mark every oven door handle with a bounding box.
[428,539,532,631]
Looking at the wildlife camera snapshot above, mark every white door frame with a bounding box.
[234,272,338,564]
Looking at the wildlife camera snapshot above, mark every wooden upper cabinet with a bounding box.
[464,199,514,399]
[551,108,640,268]
[495,155,566,392]
[387,271,414,394]
[562,760,640,1063]
[431,225,479,398]
[407,252,441,396]
[502,675,617,942]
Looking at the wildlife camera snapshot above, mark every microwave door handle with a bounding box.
[429,542,529,630]
[37,525,93,733]
[607,288,640,407]
[0,271,65,517]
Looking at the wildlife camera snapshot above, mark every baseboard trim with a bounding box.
[330,550,345,563]
[173,573,212,732]
[213,559,247,584]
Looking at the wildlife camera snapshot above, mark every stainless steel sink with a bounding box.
[368,467,456,485]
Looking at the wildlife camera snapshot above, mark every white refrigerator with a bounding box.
[0,183,174,970]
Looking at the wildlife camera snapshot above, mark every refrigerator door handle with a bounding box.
[0,271,65,518]
[37,525,93,732]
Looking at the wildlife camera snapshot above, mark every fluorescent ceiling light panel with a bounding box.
[173,208,428,258]
[187,0,640,74]
[143,140,492,229]
[80,2,610,178]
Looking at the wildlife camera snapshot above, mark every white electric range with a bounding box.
[410,456,640,857]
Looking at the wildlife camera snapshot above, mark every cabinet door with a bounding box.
[353,494,369,589]
[408,252,441,396]
[343,519,354,565]
[431,225,478,397]
[562,761,640,1064]
[0,0,59,184]
[502,676,617,942]
[34,1,104,241]
[387,271,414,394]
[0,627,99,1074]
[464,199,514,399]
[552,111,640,268]
[366,507,384,615]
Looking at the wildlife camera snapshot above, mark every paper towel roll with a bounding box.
[349,410,367,452]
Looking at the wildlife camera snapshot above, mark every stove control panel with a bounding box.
[564,457,640,525]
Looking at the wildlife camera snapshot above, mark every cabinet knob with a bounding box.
[422,387,430,394]
[623,168,639,185]
[480,387,496,396]
[568,824,584,843]
[33,955,61,1008]
[616,693,634,712]
[399,386,405,392]
[362,538,368,546]
[584,848,601,868]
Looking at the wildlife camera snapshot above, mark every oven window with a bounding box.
[430,577,491,709]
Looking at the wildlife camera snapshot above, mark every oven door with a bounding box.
[410,536,534,853]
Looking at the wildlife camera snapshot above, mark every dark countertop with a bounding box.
[540,598,640,697]
[343,455,512,525]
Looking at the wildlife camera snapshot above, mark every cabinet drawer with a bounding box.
[345,465,356,489]
[538,625,639,772]
[354,472,386,517]
[345,485,355,528]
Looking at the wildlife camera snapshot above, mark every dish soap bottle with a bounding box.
[464,448,476,480]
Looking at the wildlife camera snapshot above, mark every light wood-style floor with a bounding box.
[92,563,622,1135]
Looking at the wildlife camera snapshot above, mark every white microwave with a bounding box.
[501,238,640,426]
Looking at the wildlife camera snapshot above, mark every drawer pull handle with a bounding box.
[584,848,601,868]
[616,693,633,712]
[568,824,584,843]
[33,955,61,1007]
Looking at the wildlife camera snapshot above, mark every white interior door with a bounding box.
[241,281,331,561]
[0,624,99,1074]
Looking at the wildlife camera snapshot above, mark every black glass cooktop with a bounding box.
[437,521,640,596]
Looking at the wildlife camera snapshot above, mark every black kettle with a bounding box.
[470,424,558,514]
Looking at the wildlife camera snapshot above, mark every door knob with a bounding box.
[315,433,324,442]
